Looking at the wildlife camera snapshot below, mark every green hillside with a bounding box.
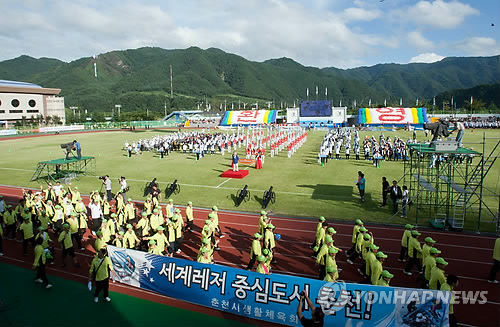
[322,56,500,101]
[434,83,500,113]
[0,47,498,114]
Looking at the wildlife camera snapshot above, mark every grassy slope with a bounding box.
[0,129,498,231]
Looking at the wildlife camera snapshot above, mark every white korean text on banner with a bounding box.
[107,246,449,327]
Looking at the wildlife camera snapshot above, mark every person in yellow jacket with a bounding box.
[100,219,113,244]
[324,227,337,244]
[440,274,459,327]
[347,226,370,264]
[263,248,273,271]
[259,211,269,237]
[172,209,184,253]
[325,247,339,280]
[58,223,79,267]
[398,224,414,262]
[165,199,174,220]
[197,238,213,261]
[423,247,441,287]
[123,224,139,249]
[143,198,153,215]
[68,185,81,205]
[429,257,448,290]
[256,255,270,274]
[94,231,107,252]
[35,209,49,230]
[488,237,500,283]
[185,201,194,231]
[422,237,436,261]
[19,216,35,256]
[346,219,363,257]
[88,248,114,303]
[316,236,334,280]
[52,204,65,234]
[404,230,423,275]
[264,223,277,264]
[364,243,379,278]
[136,212,151,251]
[197,248,213,264]
[113,231,125,248]
[371,251,387,285]
[33,237,52,288]
[324,266,337,282]
[165,222,176,256]
[3,205,16,239]
[146,226,170,254]
[377,270,393,287]
[211,205,224,238]
[124,200,136,223]
[150,208,162,232]
[148,239,163,255]
[67,213,84,251]
[313,222,328,257]
[246,233,262,270]
[75,200,88,234]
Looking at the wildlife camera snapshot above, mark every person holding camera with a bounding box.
[297,291,324,327]
[102,175,112,202]
[88,248,114,303]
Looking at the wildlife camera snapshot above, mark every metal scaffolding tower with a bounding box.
[402,137,499,232]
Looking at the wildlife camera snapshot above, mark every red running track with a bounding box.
[0,184,498,327]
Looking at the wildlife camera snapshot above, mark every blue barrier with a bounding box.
[107,246,449,326]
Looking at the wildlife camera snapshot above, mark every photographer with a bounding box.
[102,175,112,202]
[119,176,128,201]
[297,291,324,327]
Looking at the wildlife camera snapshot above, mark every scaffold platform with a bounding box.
[31,156,96,182]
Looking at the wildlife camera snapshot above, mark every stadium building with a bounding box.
[0,80,65,127]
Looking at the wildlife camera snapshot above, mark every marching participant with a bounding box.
[246,233,262,270]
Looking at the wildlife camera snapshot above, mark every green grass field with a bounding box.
[0,128,498,232]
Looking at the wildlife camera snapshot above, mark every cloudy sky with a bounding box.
[0,0,498,68]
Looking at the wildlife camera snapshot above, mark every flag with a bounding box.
[354,99,357,107]
[433,96,436,106]
[315,86,318,96]
[306,88,309,97]
[325,87,328,97]
[94,62,97,78]
[339,99,342,107]
[384,99,387,107]
[368,98,372,107]
[451,97,454,106]
[470,96,473,105]
[400,98,403,106]
[416,98,419,106]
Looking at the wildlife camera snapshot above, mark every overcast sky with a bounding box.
[0,0,499,68]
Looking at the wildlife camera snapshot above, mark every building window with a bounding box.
[9,110,23,113]
[0,110,5,113]
[27,110,39,113]
[11,99,20,107]
[29,99,36,107]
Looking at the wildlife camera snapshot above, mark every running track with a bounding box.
[0,184,498,327]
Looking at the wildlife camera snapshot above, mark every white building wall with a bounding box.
[46,96,66,124]
[0,93,43,120]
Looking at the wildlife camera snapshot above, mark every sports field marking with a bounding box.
[216,178,232,188]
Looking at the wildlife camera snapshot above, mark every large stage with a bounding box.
[31,156,96,182]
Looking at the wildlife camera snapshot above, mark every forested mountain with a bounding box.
[0,47,498,114]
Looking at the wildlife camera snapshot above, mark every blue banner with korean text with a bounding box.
[107,246,449,326]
